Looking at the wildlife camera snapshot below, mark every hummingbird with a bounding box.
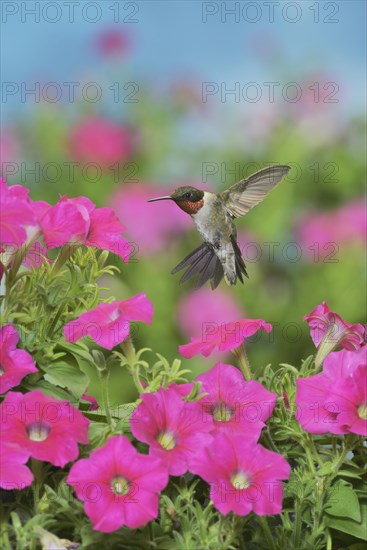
[148,165,290,289]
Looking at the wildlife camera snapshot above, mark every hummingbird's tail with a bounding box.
[171,237,248,290]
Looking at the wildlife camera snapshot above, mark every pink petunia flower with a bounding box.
[190,433,290,516]
[179,318,272,359]
[0,324,37,394]
[195,363,276,438]
[0,390,89,467]
[40,195,131,262]
[81,387,99,411]
[304,301,365,367]
[0,441,33,490]
[296,347,367,435]
[110,183,191,256]
[0,179,39,249]
[323,346,367,379]
[64,293,153,350]
[67,435,169,533]
[69,117,133,167]
[130,384,214,476]
[304,301,365,350]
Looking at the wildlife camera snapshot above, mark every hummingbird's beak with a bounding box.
[147,196,173,202]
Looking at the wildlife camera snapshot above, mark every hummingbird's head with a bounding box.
[148,186,205,215]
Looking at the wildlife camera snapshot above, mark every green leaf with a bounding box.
[325,480,361,522]
[325,500,366,540]
[24,380,74,401]
[44,361,89,398]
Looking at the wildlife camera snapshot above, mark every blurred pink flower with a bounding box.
[1,390,89,467]
[67,435,169,532]
[295,200,367,260]
[130,384,213,476]
[110,184,191,255]
[179,318,272,359]
[195,363,276,438]
[189,433,290,516]
[0,325,37,394]
[69,117,133,167]
[0,129,19,165]
[177,287,242,338]
[40,195,130,262]
[64,293,153,350]
[304,301,365,351]
[0,441,33,490]
[95,28,131,56]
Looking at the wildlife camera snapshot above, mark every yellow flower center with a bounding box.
[26,421,50,442]
[357,403,367,420]
[212,402,233,422]
[111,475,130,496]
[157,431,176,450]
[230,471,251,490]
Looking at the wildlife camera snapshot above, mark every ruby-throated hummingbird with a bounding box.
[148,165,290,289]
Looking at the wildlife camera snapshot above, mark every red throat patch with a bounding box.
[177,199,204,215]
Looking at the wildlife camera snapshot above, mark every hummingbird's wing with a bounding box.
[220,165,290,218]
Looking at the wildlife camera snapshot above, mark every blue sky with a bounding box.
[1,1,366,119]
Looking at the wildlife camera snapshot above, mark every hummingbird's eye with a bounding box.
[183,192,191,200]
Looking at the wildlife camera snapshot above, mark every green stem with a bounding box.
[0,519,12,550]
[304,445,316,473]
[47,302,66,337]
[308,435,324,467]
[100,369,114,428]
[258,517,276,550]
[231,344,252,380]
[50,244,76,275]
[31,458,43,512]
[121,339,145,394]
[293,500,302,547]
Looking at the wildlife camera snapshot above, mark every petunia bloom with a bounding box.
[0,178,39,250]
[64,293,153,350]
[0,441,34,490]
[190,433,290,516]
[67,435,169,533]
[130,384,214,476]
[195,363,277,438]
[81,387,99,411]
[40,195,131,262]
[0,390,89,467]
[0,324,37,394]
[295,347,367,436]
[179,318,272,359]
[304,301,365,367]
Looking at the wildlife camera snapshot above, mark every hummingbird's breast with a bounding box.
[192,192,233,245]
